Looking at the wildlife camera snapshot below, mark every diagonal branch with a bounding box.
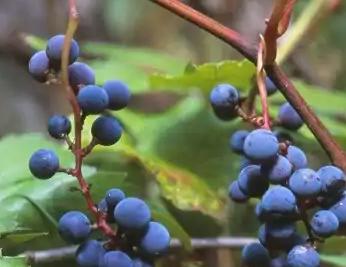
[148,0,346,171]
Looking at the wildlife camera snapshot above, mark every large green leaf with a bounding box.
[0,255,29,267]
[149,60,256,94]
[321,255,346,266]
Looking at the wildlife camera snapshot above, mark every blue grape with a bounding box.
[105,188,125,207]
[140,222,171,255]
[310,210,339,238]
[98,198,108,213]
[286,245,320,267]
[255,201,265,221]
[114,197,151,230]
[29,149,59,179]
[104,80,131,110]
[209,84,239,121]
[98,198,115,223]
[237,165,269,197]
[77,85,109,114]
[76,240,106,267]
[288,169,322,198]
[243,129,279,163]
[261,155,293,184]
[278,103,303,130]
[329,195,346,226]
[46,34,79,68]
[261,186,297,218]
[58,211,91,244]
[28,50,50,82]
[241,242,270,267]
[286,146,308,171]
[47,115,71,139]
[68,62,95,90]
[229,130,249,154]
[133,258,153,267]
[228,181,249,203]
[317,165,345,196]
[259,222,296,250]
[91,116,122,146]
[265,77,278,96]
[99,251,133,267]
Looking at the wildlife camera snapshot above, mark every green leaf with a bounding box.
[321,255,346,266]
[82,42,186,93]
[0,255,29,267]
[0,134,126,251]
[150,202,191,251]
[149,60,256,94]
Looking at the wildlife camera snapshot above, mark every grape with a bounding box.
[114,197,151,230]
[243,129,279,163]
[241,242,270,267]
[98,198,115,223]
[229,130,249,154]
[99,251,133,267]
[310,210,339,238]
[98,198,108,213]
[140,222,171,255]
[105,188,126,207]
[77,85,109,114]
[288,168,322,198]
[317,165,345,197]
[237,165,269,197]
[261,155,293,184]
[46,34,79,68]
[133,258,153,267]
[104,80,131,110]
[76,240,106,267]
[58,211,91,244]
[209,84,239,121]
[28,50,50,82]
[329,195,346,226]
[68,62,95,90]
[91,116,122,146]
[278,103,303,130]
[47,115,71,139]
[261,186,297,218]
[286,146,308,171]
[265,77,278,96]
[29,149,59,179]
[228,181,249,203]
[286,245,320,267]
[258,222,297,250]
[255,201,265,222]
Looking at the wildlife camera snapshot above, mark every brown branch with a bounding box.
[61,0,116,238]
[148,0,346,171]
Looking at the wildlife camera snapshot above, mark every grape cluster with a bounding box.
[28,34,170,266]
[210,82,346,267]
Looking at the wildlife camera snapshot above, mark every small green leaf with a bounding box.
[149,60,256,94]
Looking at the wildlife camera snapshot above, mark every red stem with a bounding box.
[61,0,116,238]
[148,0,346,171]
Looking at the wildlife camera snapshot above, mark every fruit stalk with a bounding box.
[148,0,346,171]
[61,0,116,238]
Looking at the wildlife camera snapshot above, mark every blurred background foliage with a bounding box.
[0,0,346,266]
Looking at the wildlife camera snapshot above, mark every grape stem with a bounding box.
[148,0,346,171]
[61,0,116,239]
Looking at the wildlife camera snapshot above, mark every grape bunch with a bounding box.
[210,82,346,267]
[28,34,170,267]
